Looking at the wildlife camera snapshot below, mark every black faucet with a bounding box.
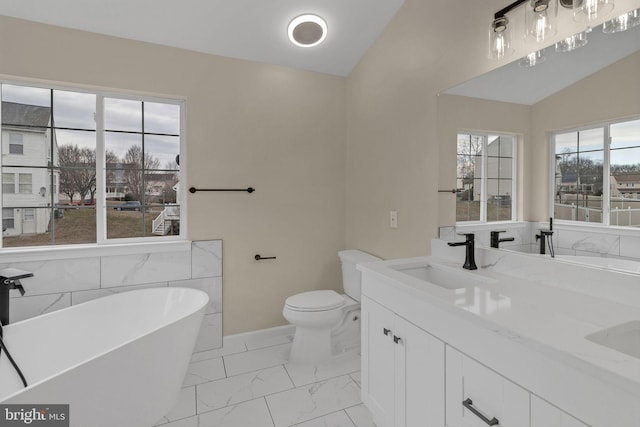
[447,233,477,270]
[490,230,515,248]
[535,217,554,255]
[0,268,33,326]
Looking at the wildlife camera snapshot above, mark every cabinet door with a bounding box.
[446,346,529,427]
[361,296,396,427]
[531,395,588,427]
[395,317,445,427]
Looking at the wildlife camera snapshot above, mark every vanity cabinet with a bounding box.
[361,295,445,427]
[446,346,529,427]
[531,395,588,427]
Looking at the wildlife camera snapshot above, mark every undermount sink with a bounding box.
[585,321,640,360]
[391,262,492,290]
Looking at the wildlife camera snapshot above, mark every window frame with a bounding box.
[455,131,518,225]
[549,116,640,228]
[9,133,23,155]
[0,79,187,249]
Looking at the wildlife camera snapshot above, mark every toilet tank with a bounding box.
[338,250,382,301]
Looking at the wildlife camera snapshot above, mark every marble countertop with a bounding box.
[358,249,640,398]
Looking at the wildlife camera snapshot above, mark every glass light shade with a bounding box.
[602,8,640,33]
[555,30,589,52]
[525,0,558,42]
[519,49,547,67]
[574,0,615,22]
[489,17,514,59]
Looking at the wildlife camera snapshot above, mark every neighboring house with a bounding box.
[1,102,59,236]
[611,172,640,199]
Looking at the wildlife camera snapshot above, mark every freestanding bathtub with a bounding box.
[0,287,208,427]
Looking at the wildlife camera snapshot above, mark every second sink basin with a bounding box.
[585,320,640,360]
[391,261,493,290]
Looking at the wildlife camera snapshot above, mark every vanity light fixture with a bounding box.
[555,28,590,52]
[489,0,616,60]
[602,8,640,33]
[519,49,547,66]
[287,14,327,48]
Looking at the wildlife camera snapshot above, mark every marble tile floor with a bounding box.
[155,329,375,427]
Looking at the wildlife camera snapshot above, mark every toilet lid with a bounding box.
[285,290,344,312]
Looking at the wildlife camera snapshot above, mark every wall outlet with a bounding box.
[390,210,398,229]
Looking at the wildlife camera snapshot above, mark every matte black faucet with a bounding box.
[0,268,33,326]
[535,217,554,256]
[490,230,515,248]
[447,233,477,270]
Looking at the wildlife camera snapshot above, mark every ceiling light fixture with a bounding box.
[519,49,547,66]
[489,0,618,61]
[287,14,327,48]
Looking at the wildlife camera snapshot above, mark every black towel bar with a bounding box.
[189,187,255,193]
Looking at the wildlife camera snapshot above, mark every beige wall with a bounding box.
[529,51,640,220]
[436,94,531,225]
[0,16,346,334]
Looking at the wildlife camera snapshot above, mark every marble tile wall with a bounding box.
[4,240,223,353]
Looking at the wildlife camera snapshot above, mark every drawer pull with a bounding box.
[383,328,391,336]
[393,335,402,344]
[462,398,499,426]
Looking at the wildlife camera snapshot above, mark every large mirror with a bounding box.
[438,13,640,267]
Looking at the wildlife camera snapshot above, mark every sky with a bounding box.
[1,83,180,169]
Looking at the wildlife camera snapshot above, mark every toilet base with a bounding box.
[288,326,333,364]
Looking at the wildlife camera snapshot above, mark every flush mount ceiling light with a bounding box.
[287,14,327,48]
[519,49,547,67]
[489,0,618,61]
[602,8,640,33]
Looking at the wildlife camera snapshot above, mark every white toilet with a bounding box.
[283,249,381,364]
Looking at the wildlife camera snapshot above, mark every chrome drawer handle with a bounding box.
[463,398,499,426]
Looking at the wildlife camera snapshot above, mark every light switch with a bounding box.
[390,210,398,229]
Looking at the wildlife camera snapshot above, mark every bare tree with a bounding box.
[123,145,160,202]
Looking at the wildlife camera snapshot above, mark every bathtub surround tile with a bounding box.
[194,313,223,353]
[9,292,71,323]
[294,411,356,427]
[557,229,620,255]
[169,277,222,314]
[265,375,362,427]
[619,234,640,259]
[285,351,361,387]
[183,357,227,387]
[192,240,222,279]
[345,405,376,427]
[197,398,274,427]
[196,365,294,413]
[100,250,191,287]
[71,282,167,305]
[1,257,101,296]
[223,343,292,376]
[158,386,197,424]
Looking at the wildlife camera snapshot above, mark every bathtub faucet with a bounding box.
[490,230,515,248]
[0,268,33,325]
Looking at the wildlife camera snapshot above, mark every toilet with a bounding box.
[283,249,381,364]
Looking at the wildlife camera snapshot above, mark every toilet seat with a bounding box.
[285,290,344,312]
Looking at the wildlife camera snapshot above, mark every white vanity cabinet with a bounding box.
[361,295,445,427]
[445,346,529,427]
[531,396,588,427]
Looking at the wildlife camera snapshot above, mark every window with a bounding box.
[2,173,14,194]
[18,173,32,194]
[2,208,14,230]
[9,133,23,154]
[0,82,183,248]
[456,132,517,223]
[24,208,34,221]
[552,118,640,227]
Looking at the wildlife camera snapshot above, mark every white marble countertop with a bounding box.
[358,248,640,398]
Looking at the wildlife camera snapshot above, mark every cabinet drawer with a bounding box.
[531,395,588,427]
[446,346,529,427]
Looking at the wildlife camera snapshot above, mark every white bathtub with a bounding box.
[0,287,208,427]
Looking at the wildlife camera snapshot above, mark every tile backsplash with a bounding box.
[5,240,223,353]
